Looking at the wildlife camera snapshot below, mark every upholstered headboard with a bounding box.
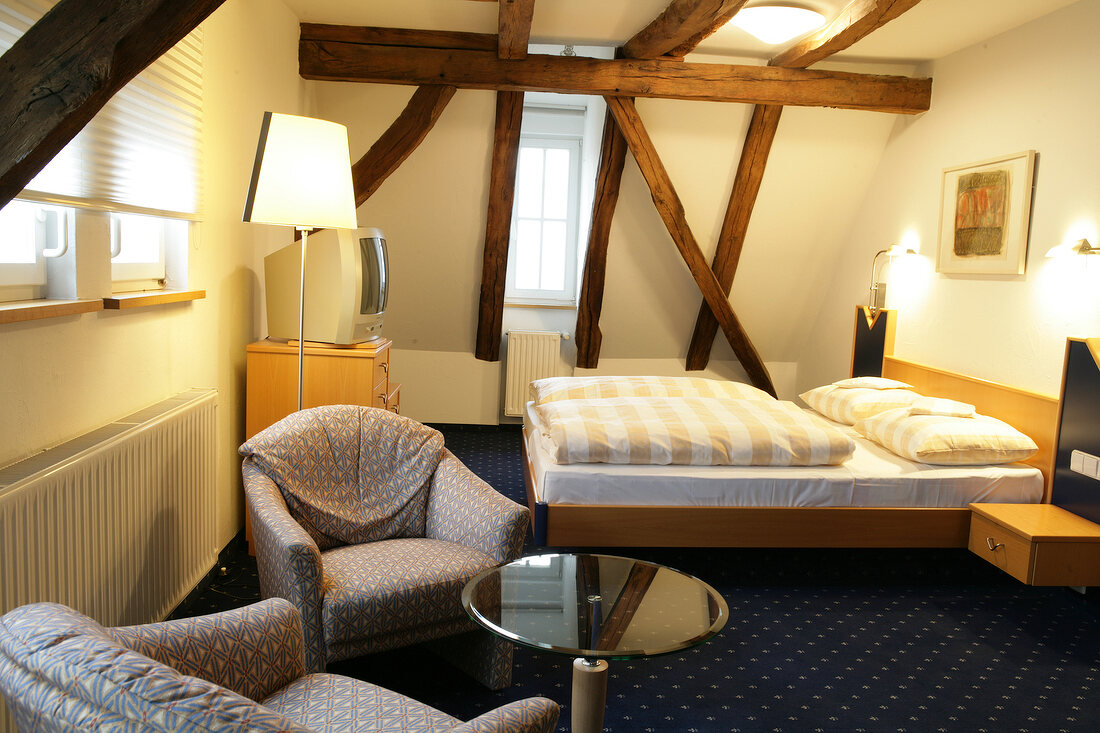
[1051,338,1100,523]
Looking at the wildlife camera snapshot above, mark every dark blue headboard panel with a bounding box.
[851,307,895,378]
[1051,338,1100,525]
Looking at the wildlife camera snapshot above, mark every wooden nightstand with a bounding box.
[969,503,1100,586]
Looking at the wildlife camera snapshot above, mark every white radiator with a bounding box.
[0,389,218,627]
[505,330,562,417]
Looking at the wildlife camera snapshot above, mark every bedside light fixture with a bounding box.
[868,245,917,314]
[244,111,358,411]
[730,3,826,45]
[1046,238,1099,258]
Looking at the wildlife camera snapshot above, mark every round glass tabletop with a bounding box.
[462,552,728,660]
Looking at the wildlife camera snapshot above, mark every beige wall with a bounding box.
[801,0,1100,397]
[0,0,307,550]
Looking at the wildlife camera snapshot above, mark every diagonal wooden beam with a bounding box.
[595,563,658,651]
[605,96,775,396]
[475,91,525,362]
[497,0,536,59]
[0,0,226,209]
[771,0,923,69]
[623,0,749,59]
[299,38,932,114]
[686,0,925,369]
[351,85,457,206]
[686,103,783,370]
[575,111,629,369]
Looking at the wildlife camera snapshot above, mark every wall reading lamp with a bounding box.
[868,245,917,315]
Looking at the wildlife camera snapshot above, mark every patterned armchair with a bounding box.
[240,406,530,690]
[0,598,559,732]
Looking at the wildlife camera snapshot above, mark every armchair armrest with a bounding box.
[426,450,530,564]
[450,697,560,733]
[243,459,328,673]
[108,598,304,702]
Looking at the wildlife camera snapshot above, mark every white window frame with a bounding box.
[506,134,584,306]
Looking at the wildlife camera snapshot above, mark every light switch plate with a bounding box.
[1070,450,1100,480]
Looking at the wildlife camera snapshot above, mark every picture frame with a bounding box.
[936,150,1036,275]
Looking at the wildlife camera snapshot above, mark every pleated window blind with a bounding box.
[0,0,204,219]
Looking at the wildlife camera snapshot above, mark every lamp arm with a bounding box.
[868,248,890,311]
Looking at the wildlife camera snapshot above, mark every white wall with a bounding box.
[801,0,1100,397]
[312,55,909,417]
[0,0,307,550]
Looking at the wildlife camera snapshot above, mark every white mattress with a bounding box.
[524,402,1044,508]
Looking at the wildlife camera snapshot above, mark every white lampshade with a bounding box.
[243,112,358,230]
[731,5,826,45]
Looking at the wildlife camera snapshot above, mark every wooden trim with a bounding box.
[0,298,103,325]
[882,355,1060,495]
[770,0,924,69]
[605,96,775,396]
[102,289,205,310]
[0,0,226,209]
[575,111,628,369]
[352,85,457,206]
[538,504,972,548]
[299,23,498,52]
[475,91,525,362]
[622,1,750,60]
[497,0,536,59]
[685,103,783,370]
[299,40,932,114]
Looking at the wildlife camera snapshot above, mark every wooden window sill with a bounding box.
[103,289,205,309]
[0,298,104,325]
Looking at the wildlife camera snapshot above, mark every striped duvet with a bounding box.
[533,397,855,466]
[529,375,774,405]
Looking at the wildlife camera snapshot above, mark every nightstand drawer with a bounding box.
[968,513,1033,583]
[969,503,1100,586]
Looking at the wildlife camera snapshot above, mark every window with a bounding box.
[0,0,202,302]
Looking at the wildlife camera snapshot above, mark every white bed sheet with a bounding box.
[524,401,1044,508]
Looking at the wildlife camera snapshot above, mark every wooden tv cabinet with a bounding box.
[245,338,401,439]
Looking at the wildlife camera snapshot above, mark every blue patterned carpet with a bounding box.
[181,424,1100,732]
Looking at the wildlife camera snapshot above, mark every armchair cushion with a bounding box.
[262,672,461,733]
[240,406,445,549]
[321,538,499,648]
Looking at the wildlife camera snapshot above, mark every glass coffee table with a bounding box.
[462,553,728,733]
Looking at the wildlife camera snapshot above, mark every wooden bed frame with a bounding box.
[522,349,1061,549]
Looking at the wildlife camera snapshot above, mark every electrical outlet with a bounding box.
[1070,450,1100,480]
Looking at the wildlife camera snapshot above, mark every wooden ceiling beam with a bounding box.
[498,0,536,59]
[475,91,525,362]
[299,38,931,114]
[686,0,926,369]
[300,23,497,52]
[0,0,226,209]
[575,111,629,369]
[622,0,749,59]
[771,0,924,69]
[351,85,457,207]
[605,96,775,396]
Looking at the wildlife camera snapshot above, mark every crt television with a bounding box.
[264,226,388,345]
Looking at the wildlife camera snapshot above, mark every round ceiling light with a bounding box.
[730,4,827,45]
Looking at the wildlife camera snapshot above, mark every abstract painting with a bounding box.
[937,150,1035,275]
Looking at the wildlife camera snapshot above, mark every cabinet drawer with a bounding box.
[968,514,1033,583]
[372,348,390,390]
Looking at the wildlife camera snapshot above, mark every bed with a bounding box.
[522,355,1061,549]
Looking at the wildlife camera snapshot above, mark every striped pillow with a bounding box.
[530,376,774,405]
[799,385,921,424]
[853,407,1038,465]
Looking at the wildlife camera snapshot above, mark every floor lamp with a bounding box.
[243,111,358,411]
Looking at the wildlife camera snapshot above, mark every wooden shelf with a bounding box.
[102,289,205,309]
[0,298,103,325]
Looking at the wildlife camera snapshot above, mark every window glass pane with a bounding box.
[515,219,542,290]
[540,220,566,291]
[111,213,164,264]
[0,200,37,264]
[542,148,570,220]
[516,147,544,219]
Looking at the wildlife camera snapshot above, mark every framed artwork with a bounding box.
[936,150,1036,275]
